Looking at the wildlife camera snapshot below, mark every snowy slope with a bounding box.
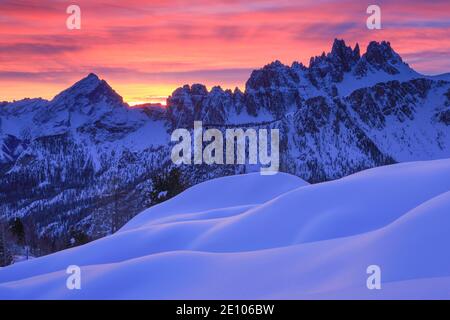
[336,63,421,97]
[1,159,450,299]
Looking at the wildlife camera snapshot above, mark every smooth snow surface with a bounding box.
[1,160,450,299]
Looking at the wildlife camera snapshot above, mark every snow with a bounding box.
[226,108,274,125]
[429,72,450,82]
[337,63,421,97]
[118,119,169,149]
[12,256,35,264]
[345,82,450,162]
[1,159,450,299]
[157,191,168,199]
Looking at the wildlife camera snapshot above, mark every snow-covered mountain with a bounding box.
[1,159,450,299]
[1,39,449,255]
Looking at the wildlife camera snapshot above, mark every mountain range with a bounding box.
[1,39,450,256]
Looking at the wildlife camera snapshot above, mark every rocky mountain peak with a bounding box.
[245,60,296,91]
[330,39,360,69]
[359,41,404,75]
[190,84,209,96]
[308,39,361,82]
[365,41,398,60]
[51,73,124,111]
[62,73,102,95]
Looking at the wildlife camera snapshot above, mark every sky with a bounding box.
[0,0,449,105]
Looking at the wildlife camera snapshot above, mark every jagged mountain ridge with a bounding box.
[1,39,449,254]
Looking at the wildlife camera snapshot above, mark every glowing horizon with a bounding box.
[1,0,449,105]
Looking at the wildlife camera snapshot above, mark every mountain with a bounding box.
[0,39,450,257]
[1,159,450,299]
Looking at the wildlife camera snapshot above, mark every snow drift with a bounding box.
[1,159,450,299]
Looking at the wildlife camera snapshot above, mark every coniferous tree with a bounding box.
[66,229,90,248]
[9,217,25,246]
[150,167,186,205]
[110,174,123,234]
[0,223,13,267]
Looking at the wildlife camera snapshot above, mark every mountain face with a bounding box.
[1,39,450,256]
